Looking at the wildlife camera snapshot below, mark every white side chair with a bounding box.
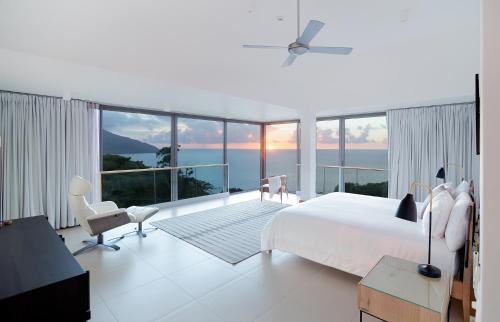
[260,175,289,203]
[68,176,131,256]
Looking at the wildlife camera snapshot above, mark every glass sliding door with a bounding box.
[101,110,172,207]
[316,119,340,194]
[265,122,299,193]
[176,117,224,199]
[344,116,388,197]
[227,122,261,193]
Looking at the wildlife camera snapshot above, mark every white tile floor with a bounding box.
[59,191,463,322]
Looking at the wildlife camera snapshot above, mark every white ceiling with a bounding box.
[0,0,479,121]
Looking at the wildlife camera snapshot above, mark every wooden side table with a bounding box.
[358,256,450,322]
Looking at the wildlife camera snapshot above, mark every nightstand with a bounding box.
[358,255,450,322]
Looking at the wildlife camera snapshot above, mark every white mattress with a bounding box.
[262,192,457,279]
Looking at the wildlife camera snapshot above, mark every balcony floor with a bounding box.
[59,191,463,322]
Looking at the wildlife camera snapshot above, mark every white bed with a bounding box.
[261,192,457,279]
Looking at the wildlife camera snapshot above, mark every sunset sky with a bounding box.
[103,111,387,150]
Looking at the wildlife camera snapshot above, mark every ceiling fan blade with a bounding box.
[242,45,288,49]
[282,54,297,67]
[297,20,325,45]
[308,46,353,55]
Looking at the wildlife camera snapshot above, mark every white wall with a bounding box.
[478,0,500,320]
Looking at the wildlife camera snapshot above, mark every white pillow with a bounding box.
[422,190,455,238]
[419,183,455,219]
[454,180,470,197]
[445,192,472,251]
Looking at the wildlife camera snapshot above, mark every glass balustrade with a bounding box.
[316,165,388,197]
[344,167,388,197]
[177,164,225,200]
[101,164,227,208]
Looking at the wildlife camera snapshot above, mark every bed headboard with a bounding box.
[452,181,478,322]
[465,181,476,269]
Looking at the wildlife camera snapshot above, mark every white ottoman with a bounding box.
[124,206,160,238]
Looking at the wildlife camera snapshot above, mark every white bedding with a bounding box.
[262,192,457,279]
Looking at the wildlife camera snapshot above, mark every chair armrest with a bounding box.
[86,209,130,235]
[89,201,119,213]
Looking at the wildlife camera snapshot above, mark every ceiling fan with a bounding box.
[242,0,353,67]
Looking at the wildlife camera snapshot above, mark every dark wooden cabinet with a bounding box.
[0,216,90,321]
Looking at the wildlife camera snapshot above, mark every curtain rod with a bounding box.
[388,101,475,112]
[0,89,92,104]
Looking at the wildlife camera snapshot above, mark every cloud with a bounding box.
[177,118,223,144]
[144,132,171,144]
[227,123,260,144]
[345,124,374,144]
[317,123,386,145]
[102,110,172,147]
[102,110,169,132]
[287,129,297,144]
[317,128,340,144]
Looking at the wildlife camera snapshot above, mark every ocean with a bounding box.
[120,149,388,194]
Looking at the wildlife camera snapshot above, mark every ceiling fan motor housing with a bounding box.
[288,42,308,55]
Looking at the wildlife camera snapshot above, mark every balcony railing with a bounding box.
[316,164,388,198]
[101,163,229,208]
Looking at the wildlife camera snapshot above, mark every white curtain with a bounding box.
[387,102,477,201]
[0,92,100,229]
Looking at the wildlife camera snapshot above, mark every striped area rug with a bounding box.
[151,199,290,264]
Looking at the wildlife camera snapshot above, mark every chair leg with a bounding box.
[73,233,120,256]
[136,222,158,237]
[102,243,120,251]
[72,243,98,256]
[108,222,158,240]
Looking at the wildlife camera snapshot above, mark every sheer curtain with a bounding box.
[0,92,100,229]
[387,102,477,201]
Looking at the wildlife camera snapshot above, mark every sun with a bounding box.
[267,145,275,151]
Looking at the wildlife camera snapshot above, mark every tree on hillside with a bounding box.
[101,148,217,208]
[156,146,172,168]
[102,154,148,171]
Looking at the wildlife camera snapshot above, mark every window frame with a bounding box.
[316,112,387,193]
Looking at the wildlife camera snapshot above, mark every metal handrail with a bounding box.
[317,164,387,172]
[101,163,229,175]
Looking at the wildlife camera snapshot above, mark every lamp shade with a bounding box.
[395,193,417,222]
[435,167,446,180]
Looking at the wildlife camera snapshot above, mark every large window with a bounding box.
[100,107,307,206]
[227,122,261,193]
[101,110,172,207]
[316,119,340,194]
[176,117,224,199]
[316,114,388,197]
[344,116,388,196]
[265,122,299,193]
